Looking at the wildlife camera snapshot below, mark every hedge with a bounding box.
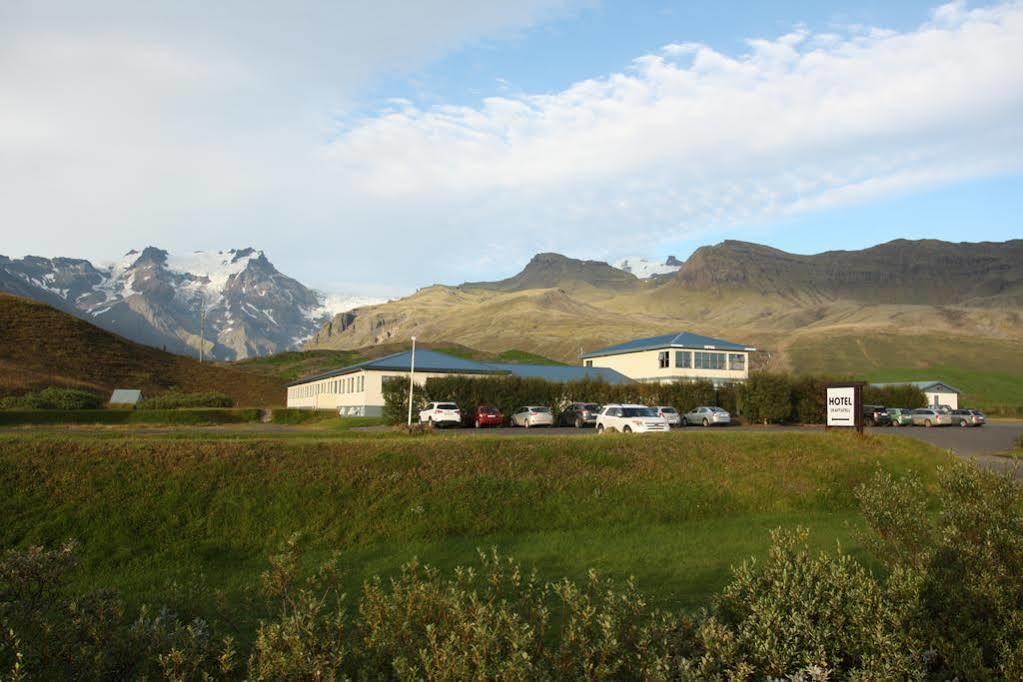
[269,408,338,425]
[0,388,104,410]
[138,391,234,409]
[0,409,262,426]
[382,372,933,426]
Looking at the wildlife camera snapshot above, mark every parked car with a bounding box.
[652,406,681,427]
[510,405,554,428]
[560,402,601,428]
[472,404,504,428]
[419,402,461,428]
[950,409,986,427]
[596,404,670,434]
[887,407,914,427]
[681,406,731,427]
[863,404,891,427]
[911,408,952,427]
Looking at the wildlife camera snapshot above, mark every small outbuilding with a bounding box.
[871,381,961,410]
[108,389,144,408]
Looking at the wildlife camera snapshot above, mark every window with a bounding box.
[658,351,669,368]
[694,352,726,370]
[585,360,593,367]
[675,351,691,368]
[728,353,746,371]
[359,376,364,392]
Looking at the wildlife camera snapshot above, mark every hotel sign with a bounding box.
[826,382,864,432]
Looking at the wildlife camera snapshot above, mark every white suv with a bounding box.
[596,404,669,434]
[419,402,461,428]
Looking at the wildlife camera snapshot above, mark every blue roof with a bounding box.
[289,349,635,386]
[581,332,754,359]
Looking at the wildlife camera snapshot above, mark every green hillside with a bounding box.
[787,332,1023,413]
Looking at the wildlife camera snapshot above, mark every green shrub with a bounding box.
[739,373,793,424]
[269,408,336,425]
[0,387,104,410]
[0,409,260,426]
[139,391,234,409]
[863,384,927,409]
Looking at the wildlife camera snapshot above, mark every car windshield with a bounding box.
[530,407,551,413]
[437,403,458,410]
[622,407,656,417]
[971,411,984,416]
[479,406,498,414]
[709,407,727,413]
[660,407,677,414]
[582,403,599,411]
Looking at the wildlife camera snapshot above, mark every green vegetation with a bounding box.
[5,446,1023,678]
[0,386,104,410]
[789,332,1023,414]
[229,349,368,382]
[496,349,566,365]
[139,391,234,409]
[0,408,262,426]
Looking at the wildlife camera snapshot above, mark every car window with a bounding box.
[710,407,726,413]
[531,406,551,413]
[661,407,677,414]
[437,403,457,410]
[622,407,656,417]
[583,404,599,411]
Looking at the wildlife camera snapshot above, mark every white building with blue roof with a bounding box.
[580,332,756,386]
[286,349,633,415]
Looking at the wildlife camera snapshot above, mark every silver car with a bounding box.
[911,408,952,427]
[510,405,555,428]
[682,406,731,426]
[652,406,681,427]
[950,409,986,427]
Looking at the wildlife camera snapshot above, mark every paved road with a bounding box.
[420,421,1023,457]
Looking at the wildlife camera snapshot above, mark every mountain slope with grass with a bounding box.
[0,293,285,405]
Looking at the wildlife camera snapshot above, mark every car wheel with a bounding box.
[597,424,604,434]
[524,420,530,429]
[959,419,968,427]
[623,425,632,433]
[475,419,480,429]
[681,417,688,426]
[702,418,710,427]
[575,417,583,428]
[924,419,932,428]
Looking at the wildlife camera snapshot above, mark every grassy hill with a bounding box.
[0,293,285,406]
[0,430,947,632]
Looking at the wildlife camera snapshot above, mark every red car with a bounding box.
[472,404,504,428]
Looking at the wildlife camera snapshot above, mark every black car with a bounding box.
[863,404,891,426]
[561,402,601,428]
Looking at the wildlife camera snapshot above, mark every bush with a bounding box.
[0,387,104,410]
[863,384,927,409]
[138,391,234,409]
[739,373,793,424]
[0,409,261,426]
[269,408,335,425]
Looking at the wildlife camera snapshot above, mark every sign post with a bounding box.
[825,382,864,434]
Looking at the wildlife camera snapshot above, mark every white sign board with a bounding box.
[826,387,856,427]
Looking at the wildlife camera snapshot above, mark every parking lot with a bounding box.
[417,421,1023,457]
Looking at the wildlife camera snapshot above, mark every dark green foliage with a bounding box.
[0,408,260,426]
[738,372,794,424]
[863,383,927,409]
[382,376,427,426]
[139,391,234,409]
[269,408,335,424]
[0,387,104,410]
[790,375,840,424]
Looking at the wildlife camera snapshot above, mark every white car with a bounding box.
[510,405,555,428]
[596,404,670,434]
[652,406,681,427]
[419,402,461,428]
[682,406,731,427]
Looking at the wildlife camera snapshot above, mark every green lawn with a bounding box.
[788,332,1023,413]
[0,430,949,641]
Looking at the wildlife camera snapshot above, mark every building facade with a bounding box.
[581,332,756,385]
[286,349,633,415]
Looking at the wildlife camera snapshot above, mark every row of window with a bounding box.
[290,374,365,399]
[658,351,745,371]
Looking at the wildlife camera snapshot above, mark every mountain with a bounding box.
[613,255,682,279]
[0,293,285,405]
[0,247,382,360]
[304,239,1023,376]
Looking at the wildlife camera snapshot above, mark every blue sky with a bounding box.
[1,0,1020,295]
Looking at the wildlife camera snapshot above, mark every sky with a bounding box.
[1,0,1021,297]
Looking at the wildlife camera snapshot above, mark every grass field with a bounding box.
[0,429,949,643]
[787,332,1023,413]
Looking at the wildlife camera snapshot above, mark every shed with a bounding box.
[108,389,143,407]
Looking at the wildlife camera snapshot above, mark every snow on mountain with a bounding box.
[0,247,384,360]
[613,256,682,279]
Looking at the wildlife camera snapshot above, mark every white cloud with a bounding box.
[1,1,1021,290]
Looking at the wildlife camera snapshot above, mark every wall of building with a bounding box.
[926,390,958,409]
[587,348,749,384]
[286,370,491,414]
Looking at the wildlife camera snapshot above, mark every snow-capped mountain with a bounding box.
[613,255,682,279]
[0,247,382,360]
